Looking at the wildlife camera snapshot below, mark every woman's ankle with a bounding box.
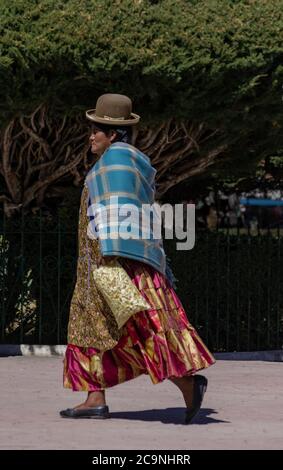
[86,390,106,407]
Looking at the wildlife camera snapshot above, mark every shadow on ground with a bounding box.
[110,407,229,425]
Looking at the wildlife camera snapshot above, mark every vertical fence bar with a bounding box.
[236,224,240,351]
[1,211,6,342]
[57,214,61,344]
[215,230,220,350]
[267,227,271,347]
[257,232,262,350]
[39,209,43,344]
[205,231,209,345]
[20,210,24,343]
[226,227,230,351]
[276,225,281,348]
[247,297,251,351]
[247,228,251,350]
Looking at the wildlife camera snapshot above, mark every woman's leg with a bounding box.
[169,374,208,424]
[169,376,195,408]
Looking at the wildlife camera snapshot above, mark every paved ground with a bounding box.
[0,357,282,450]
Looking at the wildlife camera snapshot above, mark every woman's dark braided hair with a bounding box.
[90,122,132,144]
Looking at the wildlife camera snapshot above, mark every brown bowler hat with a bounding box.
[86,93,140,126]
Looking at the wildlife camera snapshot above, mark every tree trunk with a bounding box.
[0,104,228,216]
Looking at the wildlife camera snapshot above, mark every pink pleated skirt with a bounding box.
[63,258,215,391]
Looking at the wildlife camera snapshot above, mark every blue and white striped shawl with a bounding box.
[85,142,176,287]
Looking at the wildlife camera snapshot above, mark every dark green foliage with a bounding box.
[0,0,282,118]
[1,0,283,178]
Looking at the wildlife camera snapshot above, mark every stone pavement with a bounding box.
[0,357,282,450]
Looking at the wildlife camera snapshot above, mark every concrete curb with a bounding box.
[214,350,283,362]
[0,344,282,361]
[0,345,66,357]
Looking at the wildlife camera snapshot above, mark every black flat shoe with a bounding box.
[60,405,110,419]
[185,375,208,424]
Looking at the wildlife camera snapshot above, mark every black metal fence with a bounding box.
[165,227,283,352]
[0,210,78,345]
[0,209,282,352]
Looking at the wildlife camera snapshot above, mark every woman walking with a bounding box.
[60,94,215,423]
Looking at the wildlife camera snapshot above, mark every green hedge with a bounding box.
[0,0,283,181]
[0,0,282,122]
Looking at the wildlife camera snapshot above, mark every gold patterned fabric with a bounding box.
[67,185,121,350]
[92,260,151,328]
